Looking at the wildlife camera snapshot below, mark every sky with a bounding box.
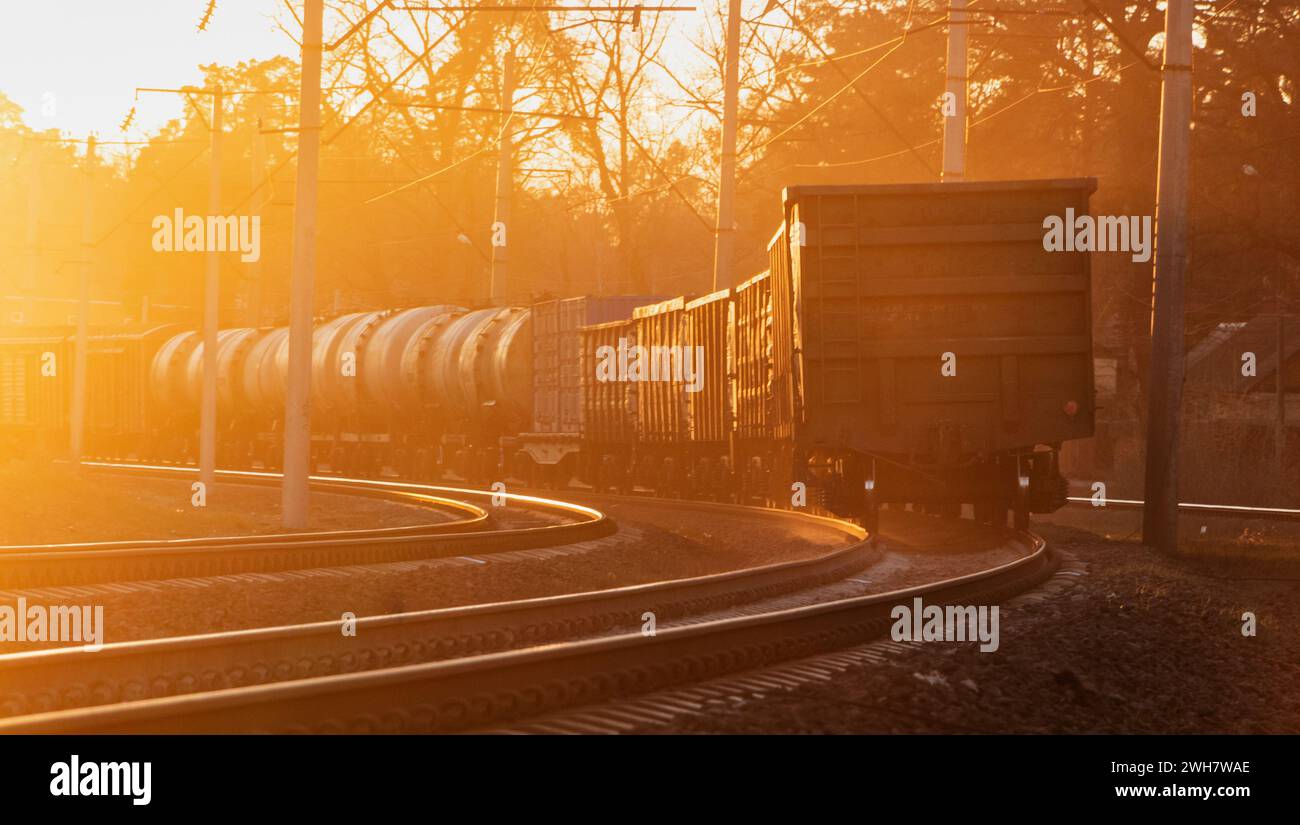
[0,1,714,145]
[0,1,302,140]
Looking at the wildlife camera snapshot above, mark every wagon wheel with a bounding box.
[862,486,880,540]
[1013,486,1030,531]
[976,499,1010,527]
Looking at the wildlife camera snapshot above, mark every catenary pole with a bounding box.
[71,135,95,465]
[941,0,968,180]
[199,87,223,491]
[489,47,515,306]
[1141,0,1194,551]
[712,0,742,290]
[281,0,323,528]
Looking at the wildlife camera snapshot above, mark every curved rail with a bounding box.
[1066,495,1300,520]
[0,463,612,589]
[0,497,870,717]
[0,527,1050,733]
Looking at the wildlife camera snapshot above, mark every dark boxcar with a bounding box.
[631,296,689,494]
[521,296,656,483]
[732,271,776,502]
[682,289,734,498]
[684,289,731,442]
[579,317,637,491]
[625,293,733,496]
[0,324,177,461]
[733,272,772,441]
[0,327,70,456]
[85,324,179,458]
[763,179,1097,527]
[632,296,689,446]
[531,296,658,435]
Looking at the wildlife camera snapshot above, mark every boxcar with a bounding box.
[579,317,637,492]
[682,288,733,497]
[630,297,692,493]
[0,327,70,456]
[520,295,656,483]
[0,324,178,461]
[755,179,1097,528]
[732,271,777,500]
[85,324,180,458]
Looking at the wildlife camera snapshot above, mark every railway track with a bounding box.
[0,502,1051,733]
[0,463,612,589]
[0,494,872,718]
[1066,495,1300,520]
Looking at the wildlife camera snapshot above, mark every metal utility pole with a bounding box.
[199,87,223,492]
[71,135,95,465]
[1277,287,1287,469]
[249,107,268,327]
[489,48,515,306]
[281,0,323,529]
[136,84,226,487]
[1142,0,1194,552]
[24,147,41,322]
[711,0,742,291]
[941,0,969,180]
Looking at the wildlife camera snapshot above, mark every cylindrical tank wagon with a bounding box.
[144,303,533,480]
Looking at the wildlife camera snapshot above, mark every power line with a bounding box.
[746,0,926,165]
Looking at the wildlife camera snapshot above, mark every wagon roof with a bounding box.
[579,317,633,332]
[0,322,180,344]
[632,296,685,318]
[685,288,730,310]
[783,177,1098,204]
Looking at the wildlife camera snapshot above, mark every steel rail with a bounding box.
[0,497,870,717]
[2,469,488,553]
[0,530,1050,733]
[0,464,613,589]
[1066,495,1300,520]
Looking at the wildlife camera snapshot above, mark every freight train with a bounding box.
[0,179,1098,531]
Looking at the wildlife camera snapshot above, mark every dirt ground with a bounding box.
[661,514,1300,733]
[2,497,854,648]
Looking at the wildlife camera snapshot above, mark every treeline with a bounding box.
[0,0,1294,358]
